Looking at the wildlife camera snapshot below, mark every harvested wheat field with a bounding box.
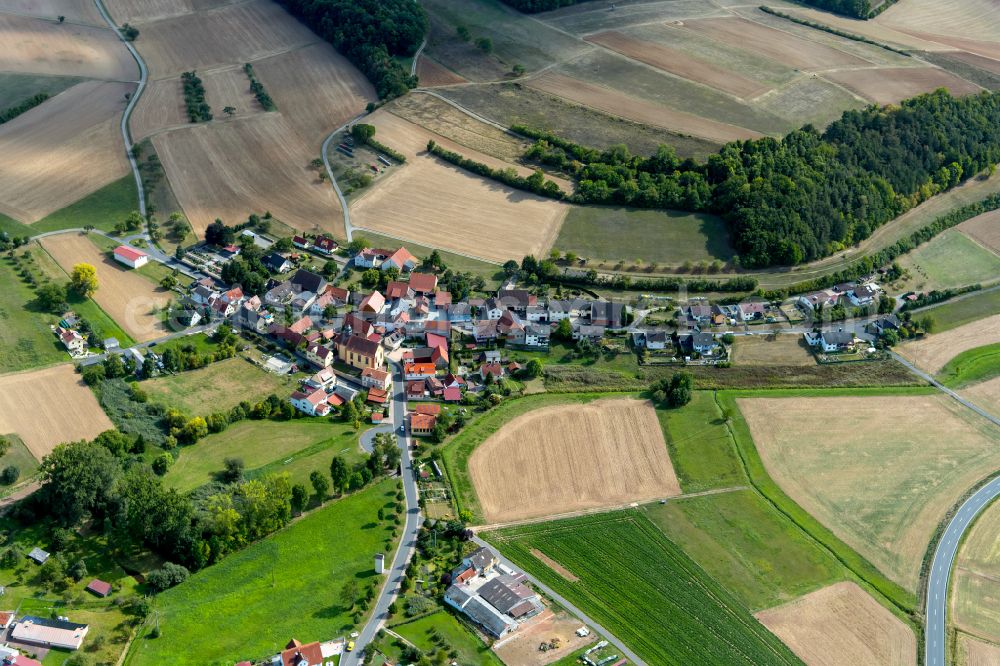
[0,365,113,460]
[731,335,816,367]
[252,42,375,140]
[0,13,137,79]
[468,399,680,524]
[528,72,761,144]
[415,56,465,87]
[682,16,870,71]
[755,582,915,666]
[0,81,132,222]
[877,0,1000,49]
[739,393,1000,590]
[0,0,103,24]
[961,635,1000,666]
[153,113,340,237]
[104,0,237,24]
[898,314,1000,375]
[964,375,1000,419]
[823,67,981,105]
[130,0,316,78]
[959,209,1000,255]
[586,31,770,99]
[40,233,169,342]
[494,609,594,666]
[952,492,1000,643]
[131,77,188,139]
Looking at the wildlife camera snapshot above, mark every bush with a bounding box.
[151,453,172,476]
[146,563,190,591]
[0,466,19,485]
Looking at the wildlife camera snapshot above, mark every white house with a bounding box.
[290,388,331,417]
[848,284,879,307]
[820,330,855,352]
[646,331,669,350]
[57,327,86,354]
[113,245,149,269]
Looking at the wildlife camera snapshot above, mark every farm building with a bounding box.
[11,616,89,650]
[27,548,48,565]
[444,546,542,638]
[113,245,149,269]
[85,580,111,597]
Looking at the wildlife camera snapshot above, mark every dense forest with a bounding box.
[497,0,591,11]
[273,0,426,99]
[515,89,1000,268]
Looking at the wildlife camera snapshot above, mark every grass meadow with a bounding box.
[30,176,139,235]
[0,252,66,372]
[126,480,399,666]
[387,611,504,666]
[143,357,294,416]
[921,289,1000,332]
[897,229,1000,292]
[485,512,801,665]
[938,342,1000,387]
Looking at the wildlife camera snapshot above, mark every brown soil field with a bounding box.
[386,95,529,162]
[0,13,138,79]
[961,635,1000,666]
[153,113,341,237]
[878,0,1000,47]
[731,334,816,367]
[0,0,103,24]
[129,0,316,79]
[493,609,593,666]
[415,55,466,87]
[467,398,681,523]
[941,50,1000,77]
[822,67,981,105]
[681,16,872,71]
[959,210,1000,255]
[739,394,1000,590]
[953,495,1000,643]
[0,81,132,223]
[104,0,236,24]
[252,42,375,140]
[782,6,948,52]
[897,314,1000,375]
[530,548,579,582]
[755,582,916,666]
[40,233,170,342]
[586,30,770,99]
[527,72,762,144]
[0,365,113,460]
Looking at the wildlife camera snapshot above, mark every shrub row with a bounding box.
[181,71,212,122]
[243,63,275,111]
[0,93,49,124]
[427,139,565,199]
[759,6,909,54]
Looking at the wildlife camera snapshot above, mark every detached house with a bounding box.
[313,236,337,255]
[361,367,392,390]
[820,330,855,352]
[290,387,331,416]
[360,291,386,314]
[409,272,438,295]
[57,327,85,354]
[410,412,437,436]
[849,284,879,307]
[304,343,334,368]
[382,247,417,272]
[404,363,437,381]
[263,252,292,274]
[591,301,625,328]
[354,247,392,269]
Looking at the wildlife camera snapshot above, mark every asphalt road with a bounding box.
[471,535,647,666]
[321,113,368,243]
[344,360,421,666]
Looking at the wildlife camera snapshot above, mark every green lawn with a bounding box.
[657,391,744,493]
[485,512,801,665]
[388,611,504,666]
[921,288,1000,332]
[898,229,1000,291]
[644,490,844,611]
[165,419,366,492]
[555,206,734,266]
[143,356,293,415]
[30,176,139,235]
[0,212,32,238]
[0,253,67,372]
[126,480,399,666]
[938,342,1000,388]
[0,434,41,494]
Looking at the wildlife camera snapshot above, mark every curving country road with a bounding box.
[321,113,368,243]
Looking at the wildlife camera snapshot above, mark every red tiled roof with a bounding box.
[385,281,410,299]
[86,579,112,597]
[405,363,436,375]
[280,641,323,666]
[289,316,313,334]
[410,413,436,431]
[413,403,441,415]
[434,291,452,306]
[408,272,438,293]
[113,245,147,262]
[443,387,462,402]
[367,387,389,403]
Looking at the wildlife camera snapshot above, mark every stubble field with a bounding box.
[0,81,133,223]
[0,13,138,79]
[731,335,816,367]
[953,493,1000,644]
[960,635,1000,666]
[0,364,113,459]
[822,67,981,105]
[40,233,169,342]
[739,393,1000,590]
[755,582,916,666]
[958,209,1000,255]
[467,398,680,524]
[898,314,1000,374]
[0,0,104,24]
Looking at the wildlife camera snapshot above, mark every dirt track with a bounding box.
[468,398,681,523]
[0,365,113,460]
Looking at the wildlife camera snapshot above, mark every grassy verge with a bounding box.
[31,176,139,235]
[126,480,399,666]
[656,391,744,492]
[0,212,32,238]
[938,343,1000,388]
[142,356,293,415]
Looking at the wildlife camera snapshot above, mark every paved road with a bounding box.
[321,113,367,243]
[344,360,421,666]
[471,535,647,666]
[93,0,148,217]
[925,476,1000,666]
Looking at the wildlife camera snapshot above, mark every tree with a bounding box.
[553,318,573,342]
[221,457,244,483]
[456,25,470,41]
[0,466,18,485]
[351,123,376,143]
[475,37,492,53]
[146,562,189,591]
[525,358,543,378]
[160,274,178,290]
[340,579,359,609]
[330,456,349,495]
[69,558,88,582]
[651,372,693,408]
[152,453,172,476]
[39,440,122,524]
[223,106,236,117]
[36,282,68,313]
[291,483,309,514]
[70,263,99,297]
[310,470,330,502]
[502,260,519,277]
[205,219,233,246]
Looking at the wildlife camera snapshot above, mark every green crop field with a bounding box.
[921,288,1000,332]
[143,357,294,416]
[938,342,1000,387]
[126,480,399,666]
[165,419,366,492]
[0,212,31,238]
[0,253,66,373]
[555,206,733,266]
[388,611,504,666]
[644,490,845,610]
[485,512,801,665]
[897,230,1000,291]
[30,176,139,235]
[0,73,84,108]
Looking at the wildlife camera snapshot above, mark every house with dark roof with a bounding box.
[334,333,385,370]
[264,252,292,274]
[591,301,625,328]
[821,330,855,352]
[289,268,327,295]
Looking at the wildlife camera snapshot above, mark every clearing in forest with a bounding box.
[468,398,680,524]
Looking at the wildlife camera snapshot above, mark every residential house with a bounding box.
[11,616,89,650]
[360,291,386,314]
[482,298,504,321]
[404,363,437,381]
[646,331,669,350]
[113,245,148,269]
[524,323,550,348]
[474,320,499,343]
[3,654,43,666]
[685,304,712,325]
[692,332,719,355]
[385,281,413,301]
[279,639,324,666]
[709,304,727,326]
[57,328,85,354]
[409,272,438,295]
[263,252,292,274]
[448,303,472,323]
[573,324,605,341]
[290,388,331,417]
[525,305,547,322]
[798,290,841,312]
[591,301,625,328]
[304,367,337,391]
[289,268,327,296]
[290,290,317,315]
[406,380,426,400]
[292,236,310,250]
[367,387,389,406]
[289,316,313,335]
[738,301,767,322]
[263,281,297,309]
[410,413,436,436]
[175,308,202,329]
[189,283,218,307]
[849,284,879,307]
[382,247,417,272]
[426,332,450,367]
[497,311,525,341]
[434,291,451,310]
[820,330,855,353]
[443,387,462,402]
[0,612,14,631]
[413,403,441,416]
[304,343,334,368]
[547,300,578,321]
[867,314,901,336]
[361,367,392,390]
[344,312,374,338]
[314,236,337,255]
[354,247,391,268]
[465,546,499,574]
[334,333,385,370]
[479,363,505,381]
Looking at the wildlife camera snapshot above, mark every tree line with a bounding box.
[427,140,565,199]
[244,63,276,111]
[791,0,899,19]
[181,71,212,122]
[497,0,591,11]
[0,93,49,124]
[273,0,426,99]
[512,89,1000,268]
